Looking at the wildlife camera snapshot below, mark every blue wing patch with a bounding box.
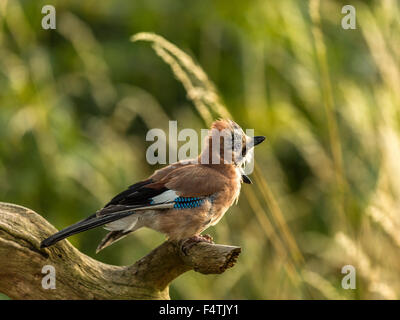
[173,196,205,209]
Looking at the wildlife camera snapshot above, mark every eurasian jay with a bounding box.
[40,119,265,252]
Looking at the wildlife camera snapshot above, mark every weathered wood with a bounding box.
[0,202,241,300]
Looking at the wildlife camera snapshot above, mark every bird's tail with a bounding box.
[40,209,138,249]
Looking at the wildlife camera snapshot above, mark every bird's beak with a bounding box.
[242,174,252,184]
[253,136,266,146]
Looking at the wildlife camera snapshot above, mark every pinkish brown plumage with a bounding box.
[40,119,265,252]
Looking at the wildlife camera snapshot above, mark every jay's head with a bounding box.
[201,119,265,167]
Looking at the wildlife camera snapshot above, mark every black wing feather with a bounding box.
[101,180,168,213]
[104,179,153,207]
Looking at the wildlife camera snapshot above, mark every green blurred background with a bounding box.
[1,0,400,299]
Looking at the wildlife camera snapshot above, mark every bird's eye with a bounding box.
[241,145,247,156]
[241,136,247,156]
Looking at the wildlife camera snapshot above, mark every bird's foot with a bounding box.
[199,234,214,243]
[180,234,214,255]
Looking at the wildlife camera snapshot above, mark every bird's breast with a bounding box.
[207,172,242,226]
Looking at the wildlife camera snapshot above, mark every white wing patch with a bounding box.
[151,190,179,204]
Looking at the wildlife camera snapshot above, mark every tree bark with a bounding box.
[0,202,241,300]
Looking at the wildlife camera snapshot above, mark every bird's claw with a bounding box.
[180,234,214,255]
[199,234,214,243]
